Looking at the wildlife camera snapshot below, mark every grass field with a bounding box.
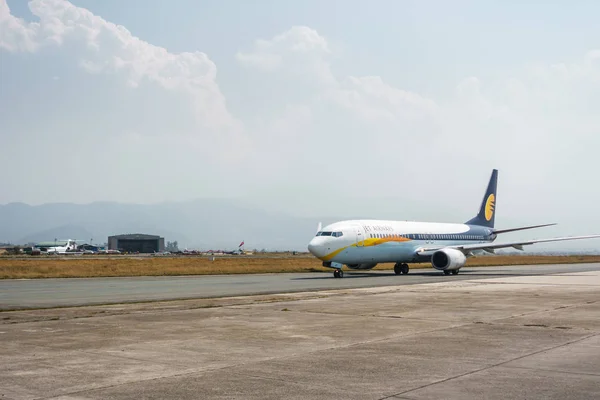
[1,254,600,279]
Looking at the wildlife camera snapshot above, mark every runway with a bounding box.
[1,263,600,310]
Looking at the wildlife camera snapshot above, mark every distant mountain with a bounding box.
[0,199,326,250]
[18,224,96,245]
[1,200,597,253]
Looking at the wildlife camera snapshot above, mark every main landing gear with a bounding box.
[394,263,409,275]
[443,269,460,275]
[333,269,344,278]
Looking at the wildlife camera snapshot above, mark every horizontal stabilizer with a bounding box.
[493,223,556,234]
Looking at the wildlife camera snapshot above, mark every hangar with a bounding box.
[107,234,165,254]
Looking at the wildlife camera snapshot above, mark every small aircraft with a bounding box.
[308,169,600,278]
[45,239,82,255]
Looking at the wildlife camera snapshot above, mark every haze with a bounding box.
[1,0,600,249]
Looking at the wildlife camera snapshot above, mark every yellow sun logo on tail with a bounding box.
[485,194,495,221]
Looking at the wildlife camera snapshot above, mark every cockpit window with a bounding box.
[317,231,333,236]
[316,231,343,237]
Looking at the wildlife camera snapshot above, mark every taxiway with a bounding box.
[1,263,600,310]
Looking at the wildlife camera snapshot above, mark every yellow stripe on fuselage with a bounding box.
[320,237,412,261]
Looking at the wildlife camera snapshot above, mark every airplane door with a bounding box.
[356,226,365,247]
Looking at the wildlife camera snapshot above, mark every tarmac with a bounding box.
[2,263,600,310]
[1,265,600,399]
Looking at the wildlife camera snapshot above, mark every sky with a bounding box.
[1,0,600,241]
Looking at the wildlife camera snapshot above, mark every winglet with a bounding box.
[316,222,322,233]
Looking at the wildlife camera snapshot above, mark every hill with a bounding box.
[1,200,599,253]
[0,200,322,251]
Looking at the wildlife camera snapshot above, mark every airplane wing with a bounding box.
[416,234,600,257]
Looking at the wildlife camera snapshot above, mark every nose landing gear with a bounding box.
[333,269,344,278]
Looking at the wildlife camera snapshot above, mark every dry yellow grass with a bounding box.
[0,254,599,279]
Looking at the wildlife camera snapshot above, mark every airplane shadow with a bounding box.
[290,269,562,281]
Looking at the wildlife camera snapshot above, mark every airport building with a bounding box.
[107,234,165,253]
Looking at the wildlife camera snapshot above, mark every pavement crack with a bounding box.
[491,299,599,324]
[376,332,600,400]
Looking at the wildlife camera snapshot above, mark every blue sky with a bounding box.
[1,0,600,243]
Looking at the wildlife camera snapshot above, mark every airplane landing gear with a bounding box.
[394,263,409,275]
[333,269,344,278]
[443,269,460,275]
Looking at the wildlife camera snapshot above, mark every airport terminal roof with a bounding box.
[108,234,162,240]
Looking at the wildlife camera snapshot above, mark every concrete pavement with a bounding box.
[1,266,599,399]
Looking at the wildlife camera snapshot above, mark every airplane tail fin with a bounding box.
[465,169,498,228]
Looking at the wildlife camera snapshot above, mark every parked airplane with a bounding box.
[308,169,600,278]
[45,239,81,255]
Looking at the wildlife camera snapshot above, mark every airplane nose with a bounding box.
[308,239,317,255]
[308,238,322,257]
[308,237,328,259]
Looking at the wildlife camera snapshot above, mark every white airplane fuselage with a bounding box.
[308,220,495,266]
[46,239,79,254]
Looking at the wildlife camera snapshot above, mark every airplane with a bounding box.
[221,241,246,255]
[45,239,81,255]
[307,169,600,278]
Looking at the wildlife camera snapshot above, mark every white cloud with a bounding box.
[1,0,242,139]
[238,26,439,136]
[236,26,331,66]
[325,75,439,126]
[238,25,600,136]
[0,0,39,51]
[237,26,336,86]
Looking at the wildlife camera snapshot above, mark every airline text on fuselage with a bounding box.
[364,225,394,233]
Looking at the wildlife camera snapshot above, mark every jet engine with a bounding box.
[346,263,377,270]
[431,248,466,271]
